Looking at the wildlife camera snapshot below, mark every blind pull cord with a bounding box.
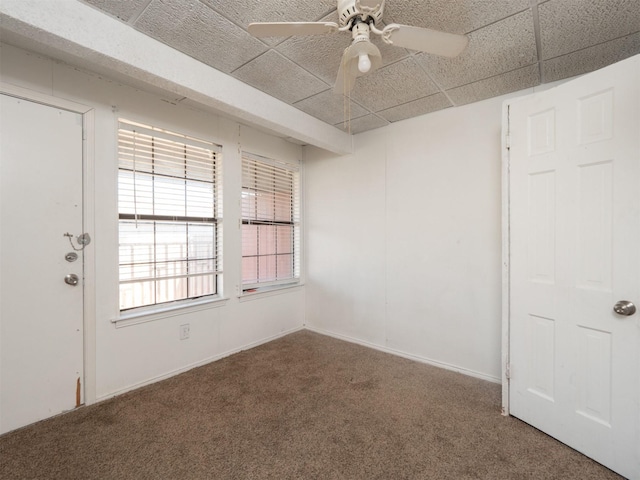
[133,130,138,229]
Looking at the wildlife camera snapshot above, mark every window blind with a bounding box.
[118,119,222,310]
[241,153,300,289]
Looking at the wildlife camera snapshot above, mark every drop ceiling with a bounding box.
[52,1,640,133]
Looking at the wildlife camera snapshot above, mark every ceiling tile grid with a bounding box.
[383,0,531,35]
[446,64,541,106]
[542,32,640,82]
[415,10,538,90]
[538,0,640,59]
[377,93,453,123]
[203,0,336,47]
[350,56,440,112]
[232,49,328,104]
[82,0,150,22]
[294,89,370,125]
[133,0,268,74]
[78,0,640,135]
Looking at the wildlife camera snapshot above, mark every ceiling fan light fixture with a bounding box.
[334,40,382,94]
[358,53,371,73]
[248,0,469,96]
[349,41,382,76]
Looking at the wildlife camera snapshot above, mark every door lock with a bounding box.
[64,274,79,286]
[613,300,636,316]
[64,232,91,251]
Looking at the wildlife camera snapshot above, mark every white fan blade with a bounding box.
[248,22,338,38]
[382,24,468,57]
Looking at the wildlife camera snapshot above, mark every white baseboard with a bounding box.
[95,323,499,404]
[95,325,305,403]
[304,325,501,385]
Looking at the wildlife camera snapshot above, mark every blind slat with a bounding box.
[241,153,300,288]
[118,119,222,311]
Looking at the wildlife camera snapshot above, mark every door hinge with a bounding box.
[505,133,511,150]
[505,364,511,380]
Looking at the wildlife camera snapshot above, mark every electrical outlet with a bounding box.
[179,323,190,340]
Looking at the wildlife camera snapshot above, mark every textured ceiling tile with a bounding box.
[447,64,540,106]
[539,0,640,60]
[384,0,530,34]
[232,50,328,104]
[134,0,267,73]
[203,0,335,47]
[293,89,369,125]
[349,57,440,112]
[377,93,452,123]
[334,114,390,135]
[70,0,640,135]
[277,12,408,85]
[543,33,640,82]
[80,0,150,22]
[416,10,537,90]
[205,0,335,28]
[277,28,351,84]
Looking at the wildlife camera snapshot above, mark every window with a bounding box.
[241,153,300,291]
[118,119,222,311]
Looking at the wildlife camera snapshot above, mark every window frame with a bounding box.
[117,119,223,314]
[240,152,301,293]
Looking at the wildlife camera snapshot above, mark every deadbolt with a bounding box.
[77,233,91,246]
[64,274,79,286]
[65,252,78,262]
[613,300,636,316]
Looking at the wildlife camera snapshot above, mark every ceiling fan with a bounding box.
[248,0,469,95]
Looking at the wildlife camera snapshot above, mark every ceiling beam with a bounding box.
[0,0,352,155]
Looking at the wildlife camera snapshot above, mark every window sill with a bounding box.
[113,296,229,328]
[238,283,304,302]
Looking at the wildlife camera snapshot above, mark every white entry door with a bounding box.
[508,56,639,479]
[0,94,85,434]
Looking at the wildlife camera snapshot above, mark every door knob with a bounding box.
[613,300,636,316]
[64,274,79,286]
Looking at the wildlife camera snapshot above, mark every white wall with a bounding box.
[0,43,305,402]
[1,40,571,407]
[304,94,520,382]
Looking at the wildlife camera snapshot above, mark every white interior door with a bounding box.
[508,56,639,479]
[0,94,85,434]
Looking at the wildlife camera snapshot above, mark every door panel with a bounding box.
[509,56,639,479]
[0,94,84,434]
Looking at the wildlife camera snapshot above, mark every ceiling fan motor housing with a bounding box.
[338,0,385,28]
[351,20,371,43]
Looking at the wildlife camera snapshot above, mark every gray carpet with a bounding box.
[0,330,622,479]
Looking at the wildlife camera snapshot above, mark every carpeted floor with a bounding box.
[0,330,622,479]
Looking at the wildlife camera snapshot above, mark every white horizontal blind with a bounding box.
[118,119,222,310]
[241,153,300,289]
